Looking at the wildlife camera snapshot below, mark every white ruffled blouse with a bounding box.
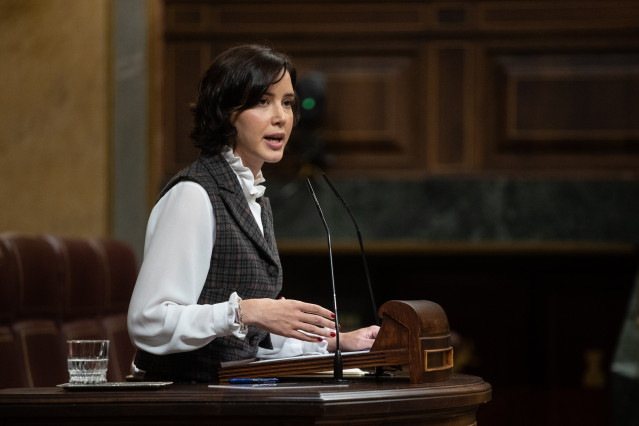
[127,146,327,359]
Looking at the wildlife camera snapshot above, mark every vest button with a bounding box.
[249,335,259,346]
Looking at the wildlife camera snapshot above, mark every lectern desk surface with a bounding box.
[0,374,491,426]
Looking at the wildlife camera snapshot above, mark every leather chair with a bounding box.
[95,238,138,381]
[12,320,68,387]
[0,236,19,324]
[0,326,28,388]
[96,239,137,314]
[0,234,138,389]
[57,237,106,318]
[3,235,64,319]
[3,235,68,387]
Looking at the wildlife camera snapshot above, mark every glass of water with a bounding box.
[67,340,109,384]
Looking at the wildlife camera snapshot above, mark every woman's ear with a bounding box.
[229,111,238,127]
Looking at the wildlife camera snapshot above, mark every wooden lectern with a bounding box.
[220,300,455,384]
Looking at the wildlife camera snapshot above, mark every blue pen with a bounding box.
[229,378,279,384]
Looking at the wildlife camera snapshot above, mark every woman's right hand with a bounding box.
[240,298,336,343]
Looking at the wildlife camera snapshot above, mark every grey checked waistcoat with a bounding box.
[134,153,283,382]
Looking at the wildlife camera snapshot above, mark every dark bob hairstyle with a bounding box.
[190,44,300,155]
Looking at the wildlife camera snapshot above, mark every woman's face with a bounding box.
[231,71,295,177]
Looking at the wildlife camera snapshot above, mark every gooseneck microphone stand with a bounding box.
[321,174,395,379]
[322,174,380,328]
[306,178,347,383]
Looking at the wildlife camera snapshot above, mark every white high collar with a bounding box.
[221,145,266,201]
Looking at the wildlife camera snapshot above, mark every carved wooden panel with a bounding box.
[481,49,639,172]
[503,54,639,143]
[285,49,426,175]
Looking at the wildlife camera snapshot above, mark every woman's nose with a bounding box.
[271,104,286,125]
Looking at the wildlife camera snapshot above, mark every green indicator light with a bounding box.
[302,97,316,110]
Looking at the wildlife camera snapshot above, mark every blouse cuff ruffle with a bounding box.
[225,291,248,340]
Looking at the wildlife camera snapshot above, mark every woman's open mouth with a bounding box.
[264,133,285,148]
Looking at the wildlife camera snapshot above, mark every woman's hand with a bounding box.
[326,325,380,352]
[241,298,336,343]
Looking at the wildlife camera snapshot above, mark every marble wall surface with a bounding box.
[268,177,639,245]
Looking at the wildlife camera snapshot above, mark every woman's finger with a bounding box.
[299,312,335,329]
[291,300,334,320]
[295,323,334,338]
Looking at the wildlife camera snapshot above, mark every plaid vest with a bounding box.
[135,153,283,382]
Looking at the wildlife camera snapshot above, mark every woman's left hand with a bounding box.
[326,325,380,352]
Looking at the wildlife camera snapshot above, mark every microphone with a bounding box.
[322,174,380,327]
[322,174,391,379]
[305,177,346,382]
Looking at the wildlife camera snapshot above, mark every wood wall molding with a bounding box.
[166,2,430,35]
[478,1,639,32]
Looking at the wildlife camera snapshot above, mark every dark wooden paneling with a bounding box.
[166,2,429,34]
[428,44,474,172]
[481,48,639,172]
[500,54,639,143]
[479,2,639,31]
[436,48,465,164]
[160,0,639,179]
[163,43,209,176]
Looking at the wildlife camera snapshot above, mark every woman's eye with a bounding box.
[283,99,295,108]
[258,98,268,106]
